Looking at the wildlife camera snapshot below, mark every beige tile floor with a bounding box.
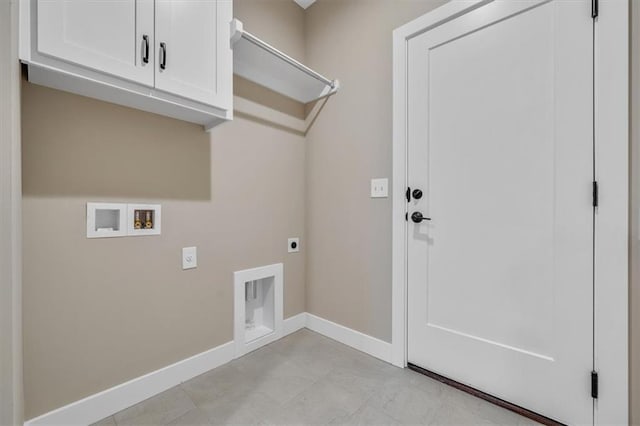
[92,329,539,425]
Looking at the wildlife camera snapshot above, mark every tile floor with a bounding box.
[92,330,539,425]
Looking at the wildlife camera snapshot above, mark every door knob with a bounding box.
[411,211,431,223]
[412,189,423,199]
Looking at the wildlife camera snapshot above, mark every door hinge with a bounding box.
[405,212,408,222]
[592,0,598,19]
[406,187,411,202]
[591,371,599,399]
[593,181,599,208]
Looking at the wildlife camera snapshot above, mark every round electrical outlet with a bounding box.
[288,238,300,253]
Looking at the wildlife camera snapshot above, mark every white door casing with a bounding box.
[37,0,154,86]
[392,1,628,424]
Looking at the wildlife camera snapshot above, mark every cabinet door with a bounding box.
[155,0,232,107]
[37,0,154,86]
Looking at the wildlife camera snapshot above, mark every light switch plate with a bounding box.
[288,237,300,253]
[182,247,197,270]
[371,178,389,198]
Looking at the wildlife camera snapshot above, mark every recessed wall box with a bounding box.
[86,203,127,238]
[127,204,161,236]
[234,263,283,357]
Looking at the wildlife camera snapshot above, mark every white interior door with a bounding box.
[37,0,154,86]
[406,1,594,424]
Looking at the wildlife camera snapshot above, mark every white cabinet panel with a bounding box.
[22,0,232,128]
[37,0,154,86]
[155,0,231,108]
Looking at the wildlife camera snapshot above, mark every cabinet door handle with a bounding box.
[159,42,167,70]
[142,35,149,64]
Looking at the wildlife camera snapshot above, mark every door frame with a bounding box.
[0,0,23,424]
[391,1,629,424]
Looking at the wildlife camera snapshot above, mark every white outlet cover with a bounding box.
[288,237,300,253]
[371,178,389,198]
[182,247,197,270]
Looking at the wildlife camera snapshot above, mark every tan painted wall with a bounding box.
[304,0,639,420]
[304,0,446,342]
[21,0,640,421]
[1,1,24,425]
[22,0,306,419]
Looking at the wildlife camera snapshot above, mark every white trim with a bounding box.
[593,1,629,423]
[391,14,408,368]
[392,0,488,370]
[24,342,236,426]
[305,313,393,363]
[392,1,629,424]
[283,312,307,335]
[1,1,23,424]
[23,313,386,426]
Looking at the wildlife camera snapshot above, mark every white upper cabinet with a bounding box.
[155,0,231,107]
[20,0,233,130]
[37,0,154,86]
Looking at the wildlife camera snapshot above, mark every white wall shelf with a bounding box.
[231,19,339,103]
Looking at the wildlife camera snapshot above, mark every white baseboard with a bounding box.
[24,341,235,426]
[283,312,307,335]
[305,313,393,363]
[24,313,389,425]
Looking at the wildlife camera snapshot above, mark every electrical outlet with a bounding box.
[288,237,300,253]
[182,247,197,270]
[371,178,389,198]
